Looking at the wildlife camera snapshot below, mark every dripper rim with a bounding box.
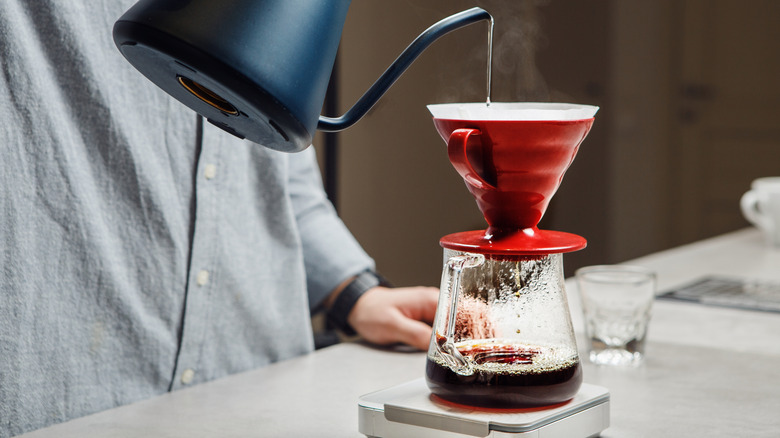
[427,102,599,121]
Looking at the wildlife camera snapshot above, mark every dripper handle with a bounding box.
[447,128,496,190]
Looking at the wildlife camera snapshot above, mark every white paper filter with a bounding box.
[427,102,599,121]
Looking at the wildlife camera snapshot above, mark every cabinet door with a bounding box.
[675,0,780,243]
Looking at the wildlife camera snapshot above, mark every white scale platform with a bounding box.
[358,378,609,438]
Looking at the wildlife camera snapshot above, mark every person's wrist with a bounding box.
[326,271,383,336]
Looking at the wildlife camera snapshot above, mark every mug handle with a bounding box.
[740,190,770,230]
[447,128,496,190]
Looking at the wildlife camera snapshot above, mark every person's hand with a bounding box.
[347,286,439,351]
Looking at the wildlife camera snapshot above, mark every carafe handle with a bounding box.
[436,253,484,376]
[447,128,496,191]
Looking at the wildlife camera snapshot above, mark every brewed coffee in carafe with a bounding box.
[426,102,598,407]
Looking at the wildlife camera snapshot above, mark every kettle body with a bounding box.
[114,0,350,151]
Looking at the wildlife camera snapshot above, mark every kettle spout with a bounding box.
[317,7,493,132]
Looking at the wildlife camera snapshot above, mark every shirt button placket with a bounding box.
[173,140,220,391]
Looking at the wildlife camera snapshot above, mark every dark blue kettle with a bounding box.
[113,0,491,152]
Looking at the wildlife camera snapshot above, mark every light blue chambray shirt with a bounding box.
[0,1,374,436]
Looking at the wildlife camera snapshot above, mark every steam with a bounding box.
[487,0,551,102]
[433,0,552,103]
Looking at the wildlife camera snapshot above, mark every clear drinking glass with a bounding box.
[575,265,656,366]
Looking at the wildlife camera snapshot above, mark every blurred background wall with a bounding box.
[314,0,780,287]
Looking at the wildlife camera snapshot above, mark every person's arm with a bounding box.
[323,273,438,350]
[286,148,438,350]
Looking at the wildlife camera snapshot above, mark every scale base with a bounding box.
[359,378,609,438]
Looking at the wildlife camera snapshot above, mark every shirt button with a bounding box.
[196,270,209,286]
[204,164,217,180]
[181,368,195,385]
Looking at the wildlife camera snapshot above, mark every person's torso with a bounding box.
[0,2,314,435]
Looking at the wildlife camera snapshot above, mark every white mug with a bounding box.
[740,177,780,247]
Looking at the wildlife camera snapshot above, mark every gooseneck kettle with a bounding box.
[113,0,491,152]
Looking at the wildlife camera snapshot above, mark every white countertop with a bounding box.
[20,228,780,437]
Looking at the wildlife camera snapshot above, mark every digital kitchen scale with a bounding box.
[358,378,609,437]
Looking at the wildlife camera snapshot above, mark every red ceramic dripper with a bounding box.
[429,102,598,255]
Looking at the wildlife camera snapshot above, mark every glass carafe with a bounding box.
[425,248,582,407]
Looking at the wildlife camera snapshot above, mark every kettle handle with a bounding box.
[317,7,492,132]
